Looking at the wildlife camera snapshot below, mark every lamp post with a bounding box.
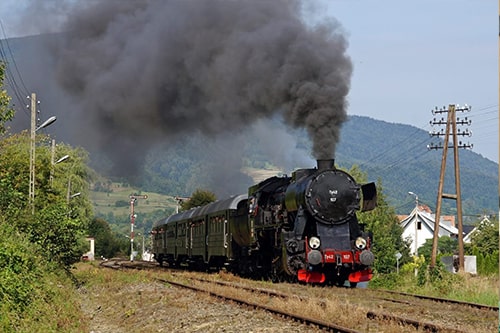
[50,139,69,186]
[66,191,81,218]
[408,192,419,255]
[29,92,56,214]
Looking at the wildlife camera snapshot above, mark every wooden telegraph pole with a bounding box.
[428,104,472,270]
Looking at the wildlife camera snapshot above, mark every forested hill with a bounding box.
[335,116,497,217]
[118,115,497,218]
[5,35,496,218]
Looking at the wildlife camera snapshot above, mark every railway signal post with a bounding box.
[129,194,148,261]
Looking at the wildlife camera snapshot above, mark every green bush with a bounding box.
[0,219,86,332]
[473,249,499,275]
[368,271,402,289]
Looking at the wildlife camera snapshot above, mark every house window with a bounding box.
[417,221,422,230]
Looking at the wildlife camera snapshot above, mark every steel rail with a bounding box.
[377,289,498,312]
[156,276,362,333]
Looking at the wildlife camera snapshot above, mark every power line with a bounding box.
[0,21,31,119]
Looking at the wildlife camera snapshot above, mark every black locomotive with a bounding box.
[152,159,377,286]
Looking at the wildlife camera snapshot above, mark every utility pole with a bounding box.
[428,104,472,270]
[497,3,500,325]
[28,93,57,214]
[28,93,37,214]
[129,194,148,261]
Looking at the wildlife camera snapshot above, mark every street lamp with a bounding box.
[35,116,56,131]
[29,93,57,214]
[408,192,419,256]
[408,191,419,207]
[55,155,70,164]
[50,140,69,186]
[66,175,81,203]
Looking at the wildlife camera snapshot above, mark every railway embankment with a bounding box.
[74,260,498,333]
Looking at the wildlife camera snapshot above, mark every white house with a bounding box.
[399,205,459,255]
[463,215,491,243]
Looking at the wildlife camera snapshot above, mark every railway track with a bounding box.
[100,259,498,332]
[101,260,361,332]
[158,276,362,333]
[173,275,494,333]
[375,289,498,312]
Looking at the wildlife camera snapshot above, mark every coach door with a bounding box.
[176,221,188,260]
[190,218,206,261]
[164,223,173,252]
[207,214,228,259]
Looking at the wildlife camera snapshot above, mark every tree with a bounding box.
[468,217,499,255]
[0,132,93,269]
[349,165,411,274]
[467,217,499,275]
[180,189,216,211]
[0,61,15,135]
[88,217,124,258]
[418,236,458,261]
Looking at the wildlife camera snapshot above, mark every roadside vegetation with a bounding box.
[0,57,497,332]
[0,62,91,331]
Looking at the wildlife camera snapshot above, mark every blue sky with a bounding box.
[1,0,498,162]
[313,0,498,162]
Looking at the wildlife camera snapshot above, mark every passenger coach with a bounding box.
[152,194,248,270]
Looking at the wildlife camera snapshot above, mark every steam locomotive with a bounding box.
[152,159,377,286]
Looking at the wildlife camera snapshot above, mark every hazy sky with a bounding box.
[313,0,498,162]
[0,0,497,162]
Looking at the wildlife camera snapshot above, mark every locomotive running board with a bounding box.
[297,269,326,284]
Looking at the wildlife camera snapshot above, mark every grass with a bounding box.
[90,182,177,216]
[446,274,499,305]
[89,166,282,217]
[241,166,283,183]
[370,269,499,307]
[8,262,494,333]
[1,268,88,333]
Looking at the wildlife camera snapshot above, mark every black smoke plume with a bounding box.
[51,0,351,167]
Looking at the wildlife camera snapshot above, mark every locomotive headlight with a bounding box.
[309,237,321,249]
[355,237,367,250]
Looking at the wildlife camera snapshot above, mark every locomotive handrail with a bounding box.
[224,219,228,249]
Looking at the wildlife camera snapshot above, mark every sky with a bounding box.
[0,0,497,163]
[313,0,498,162]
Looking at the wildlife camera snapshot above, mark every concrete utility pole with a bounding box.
[28,93,37,214]
[28,93,56,214]
[497,3,499,326]
[428,104,472,270]
[408,192,419,255]
[129,194,148,261]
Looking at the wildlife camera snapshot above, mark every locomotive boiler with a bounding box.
[152,159,377,286]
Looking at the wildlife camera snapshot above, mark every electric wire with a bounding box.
[0,20,31,119]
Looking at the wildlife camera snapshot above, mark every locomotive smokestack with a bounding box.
[317,159,335,171]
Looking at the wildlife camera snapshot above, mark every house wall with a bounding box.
[402,221,434,255]
[401,219,455,255]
